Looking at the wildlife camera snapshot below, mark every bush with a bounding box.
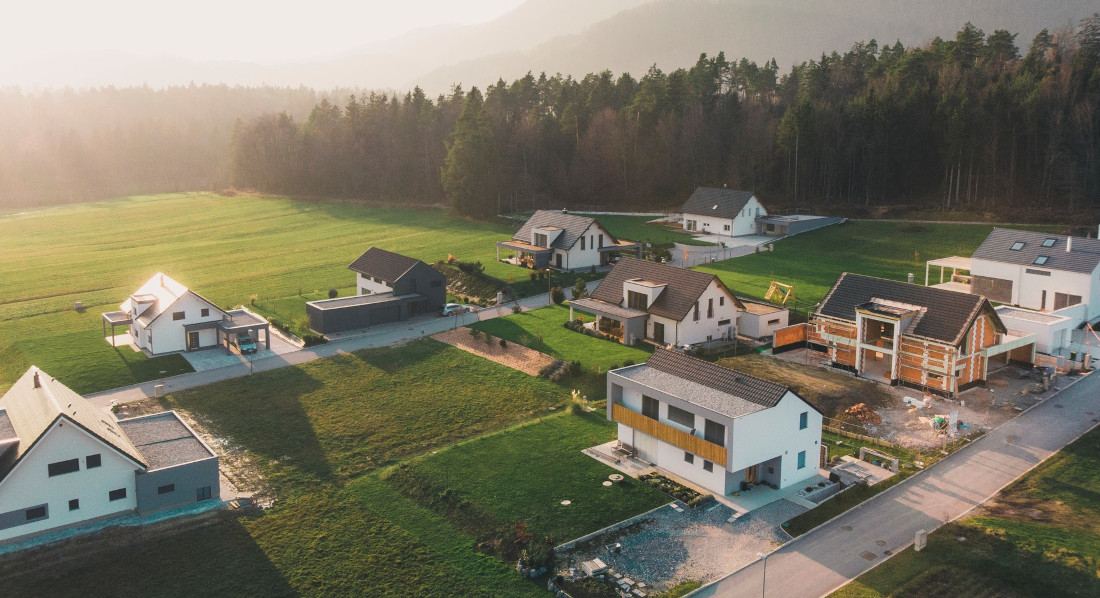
[470,328,481,340]
[512,303,523,314]
[550,286,565,305]
[569,360,583,375]
[328,288,338,299]
[302,333,327,347]
[483,332,494,346]
[456,260,485,275]
[529,271,538,281]
[571,278,588,300]
[499,338,507,349]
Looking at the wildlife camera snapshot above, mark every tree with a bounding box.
[441,87,498,217]
[571,277,588,300]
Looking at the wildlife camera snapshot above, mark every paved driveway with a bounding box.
[692,371,1100,598]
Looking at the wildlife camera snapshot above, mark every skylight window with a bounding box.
[1033,256,1049,265]
[1041,238,1056,247]
[1010,242,1025,251]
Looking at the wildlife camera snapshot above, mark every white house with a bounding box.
[496,210,642,271]
[971,228,1100,326]
[607,349,822,496]
[570,258,743,346]
[0,367,219,544]
[681,188,766,237]
[102,273,271,355]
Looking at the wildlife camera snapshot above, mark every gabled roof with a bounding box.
[512,210,616,250]
[121,272,226,327]
[972,228,1100,274]
[589,258,743,321]
[0,367,147,482]
[347,247,423,282]
[613,349,802,419]
[816,273,1005,345]
[680,187,758,220]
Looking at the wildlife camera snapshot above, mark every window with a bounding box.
[109,488,127,501]
[86,454,101,469]
[627,291,648,311]
[703,460,714,472]
[48,459,79,477]
[1041,238,1056,247]
[196,486,212,501]
[667,405,694,428]
[200,308,210,317]
[707,298,714,318]
[25,506,47,521]
[158,484,176,495]
[68,499,80,511]
[1033,256,1049,265]
[598,234,604,248]
[642,395,659,420]
[1025,268,1051,276]
[1010,241,1025,251]
[172,311,185,321]
[718,319,731,326]
[797,450,807,469]
[693,302,700,321]
[684,451,694,464]
[723,224,730,231]
[1054,293,1082,310]
[580,236,586,250]
[799,411,808,430]
[704,419,725,446]
[719,296,725,306]
[767,318,780,326]
[534,233,548,247]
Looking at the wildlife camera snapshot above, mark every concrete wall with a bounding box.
[144,293,225,354]
[0,421,138,542]
[134,457,219,514]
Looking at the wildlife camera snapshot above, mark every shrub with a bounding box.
[470,328,482,340]
[571,278,588,300]
[484,332,494,346]
[529,272,538,281]
[512,303,523,314]
[550,286,565,305]
[569,360,583,375]
[302,333,327,347]
[457,260,485,275]
[499,338,507,349]
[328,288,338,299]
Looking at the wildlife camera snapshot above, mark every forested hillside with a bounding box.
[234,19,1100,218]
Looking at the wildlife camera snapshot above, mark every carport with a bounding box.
[216,308,271,354]
[101,311,133,346]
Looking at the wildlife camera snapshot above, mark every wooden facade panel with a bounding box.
[612,403,727,466]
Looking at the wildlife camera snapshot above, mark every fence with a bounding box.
[823,425,900,450]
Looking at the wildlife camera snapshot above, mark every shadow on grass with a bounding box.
[350,336,451,375]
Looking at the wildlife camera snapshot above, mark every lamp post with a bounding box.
[757,552,769,598]
[546,268,552,306]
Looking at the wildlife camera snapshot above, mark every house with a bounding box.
[306,248,446,335]
[808,273,1036,396]
[738,300,789,340]
[0,367,219,544]
[607,349,822,496]
[495,210,642,271]
[680,188,766,237]
[569,258,744,346]
[970,227,1100,326]
[101,272,270,355]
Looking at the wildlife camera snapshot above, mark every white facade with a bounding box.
[357,273,393,295]
[739,304,790,339]
[553,222,615,271]
[995,306,1076,355]
[0,421,139,542]
[683,196,766,238]
[645,280,739,346]
[135,292,225,355]
[971,256,1099,324]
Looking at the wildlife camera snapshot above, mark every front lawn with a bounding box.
[579,214,712,246]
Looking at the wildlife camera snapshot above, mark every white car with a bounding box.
[440,303,468,316]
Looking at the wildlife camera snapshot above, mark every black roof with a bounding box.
[680,187,759,220]
[816,273,1004,345]
[589,258,742,321]
[348,247,423,283]
[973,228,1100,274]
[647,349,788,409]
[513,210,615,250]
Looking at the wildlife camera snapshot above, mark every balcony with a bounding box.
[611,403,727,467]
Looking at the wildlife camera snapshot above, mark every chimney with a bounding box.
[1067,237,1073,253]
[561,208,568,214]
[33,370,41,388]
[907,273,915,284]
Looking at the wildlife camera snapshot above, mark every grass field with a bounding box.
[692,221,1062,312]
[830,424,1100,598]
[576,214,712,246]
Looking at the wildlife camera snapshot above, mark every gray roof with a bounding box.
[589,258,742,321]
[614,349,794,419]
[972,228,1100,274]
[348,247,422,282]
[0,410,15,442]
[306,292,419,310]
[512,210,616,250]
[816,273,1004,345]
[680,187,758,220]
[118,411,215,470]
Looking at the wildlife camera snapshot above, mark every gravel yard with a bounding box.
[559,498,806,592]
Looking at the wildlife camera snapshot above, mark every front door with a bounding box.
[745,464,759,484]
[555,253,563,268]
[653,322,665,345]
[187,331,200,351]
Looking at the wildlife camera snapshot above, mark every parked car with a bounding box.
[440,303,468,316]
[235,333,258,354]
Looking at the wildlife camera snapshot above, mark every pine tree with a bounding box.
[441,87,498,217]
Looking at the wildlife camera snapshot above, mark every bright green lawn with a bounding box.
[692,221,1062,310]
[831,425,1100,598]
[469,304,652,374]
[385,412,669,544]
[0,193,536,394]
[578,214,712,246]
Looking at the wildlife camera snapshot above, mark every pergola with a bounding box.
[101,311,133,347]
[924,256,972,290]
[216,309,271,353]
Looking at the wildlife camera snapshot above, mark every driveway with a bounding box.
[180,330,299,372]
[691,371,1100,598]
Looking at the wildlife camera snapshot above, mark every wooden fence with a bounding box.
[823,425,900,450]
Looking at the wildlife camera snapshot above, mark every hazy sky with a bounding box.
[2,0,527,65]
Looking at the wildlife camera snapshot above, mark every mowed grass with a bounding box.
[577,214,712,246]
[693,221,1063,310]
[0,193,535,394]
[831,425,1100,598]
[384,412,669,544]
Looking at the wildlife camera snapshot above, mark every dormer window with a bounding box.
[1041,238,1056,247]
[1010,242,1024,251]
[1033,256,1049,265]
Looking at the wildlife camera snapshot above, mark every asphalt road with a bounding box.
[692,371,1100,598]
